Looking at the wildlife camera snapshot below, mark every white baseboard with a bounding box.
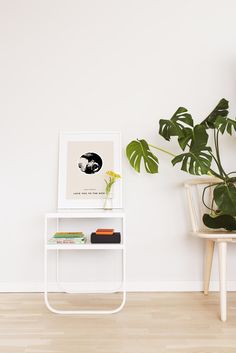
[1,281,236,292]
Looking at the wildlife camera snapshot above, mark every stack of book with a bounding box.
[91,228,121,244]
[48,232,86,244]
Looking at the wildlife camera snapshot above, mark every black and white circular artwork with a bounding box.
[78,152,103,174]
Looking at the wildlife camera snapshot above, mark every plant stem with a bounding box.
[148,144,176,158]
[213,129,227,178]
[208,168,223,180]
[208,152,224,180]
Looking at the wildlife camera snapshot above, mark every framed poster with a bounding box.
[58,131,122,209]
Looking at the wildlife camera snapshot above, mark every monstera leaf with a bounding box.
[159,107,193,141]
[201,98,229,128]
[177,123,209,153]
[213,182,236,216]
[214,116,236,135]
[172,148,212,175]
[171,125,212,175]
[189,124,209,150]
[178,127,193,151]
[126,139,159,173]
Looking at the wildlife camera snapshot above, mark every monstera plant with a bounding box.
[126,98,236,231]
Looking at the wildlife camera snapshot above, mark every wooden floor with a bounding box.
[1,292,236,353]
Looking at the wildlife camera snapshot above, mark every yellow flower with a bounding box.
[104,170,121,197]
[106,171,121,179]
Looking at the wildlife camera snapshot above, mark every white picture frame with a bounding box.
[58,131,122,209]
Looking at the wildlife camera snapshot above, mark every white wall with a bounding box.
[1,0,236,291]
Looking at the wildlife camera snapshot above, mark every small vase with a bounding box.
[103,194,113,210]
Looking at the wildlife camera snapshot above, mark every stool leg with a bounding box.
[218,241,227,322]
[204,240,215,295]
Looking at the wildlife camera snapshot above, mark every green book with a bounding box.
[54,232,84,238]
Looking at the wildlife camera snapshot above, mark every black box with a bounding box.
[91,232,121,244]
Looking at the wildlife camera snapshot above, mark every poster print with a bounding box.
[66,141,114,199]
[58,132,122,209]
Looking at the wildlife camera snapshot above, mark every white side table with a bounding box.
[44,210,126,314]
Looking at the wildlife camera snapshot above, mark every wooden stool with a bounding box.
[185,179,236,321]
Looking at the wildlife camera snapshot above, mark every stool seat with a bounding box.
[193,231,236,239]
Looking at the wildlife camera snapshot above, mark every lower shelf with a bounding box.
[46,244,124,250]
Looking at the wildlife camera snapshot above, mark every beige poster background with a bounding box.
[66,141,114,199]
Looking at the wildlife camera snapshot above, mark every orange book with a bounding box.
[96,228,114,235]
